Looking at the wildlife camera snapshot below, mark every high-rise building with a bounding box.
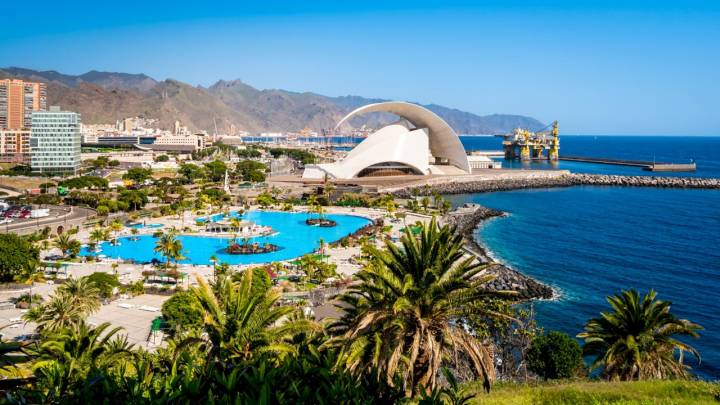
[30,106,81,175]
[0,79,47,130]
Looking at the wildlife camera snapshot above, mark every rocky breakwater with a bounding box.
[444,203,554,300]
[566,174,720,189]
[390,173,720,195]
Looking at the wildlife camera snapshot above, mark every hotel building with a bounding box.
[30,106,82,175]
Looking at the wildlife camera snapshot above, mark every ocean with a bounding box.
[447,135,720,379]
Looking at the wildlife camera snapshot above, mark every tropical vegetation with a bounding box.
[577,289,702,381]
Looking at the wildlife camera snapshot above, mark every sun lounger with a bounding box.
[139,305,159,312]
[118,303,135,309]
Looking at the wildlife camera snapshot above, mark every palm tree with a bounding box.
[154,228,184,272]
[326,217,510,396]
[229,217,242,244]
[577,289,702,381]
[187,271,316,364]
[109,219,124,245]
[89,227,108,246]
[53,234,81,258]
[34,321,134,401]
[24,278,101,333]
[420,196,430,213]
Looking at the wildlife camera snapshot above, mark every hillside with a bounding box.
[0,67,545,134]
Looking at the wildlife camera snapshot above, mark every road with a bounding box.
[1,206,95,234]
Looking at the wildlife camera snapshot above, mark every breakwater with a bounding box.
[444,204,554,300]
[387,173,720,196]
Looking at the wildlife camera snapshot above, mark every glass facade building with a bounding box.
[30,106,81,175]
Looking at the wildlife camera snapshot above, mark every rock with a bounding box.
[444,204,555,301]
[391,173,720,196]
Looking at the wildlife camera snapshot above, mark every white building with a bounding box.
[152,133,205,150]
[303,102,471,179]
[30,106,82,175]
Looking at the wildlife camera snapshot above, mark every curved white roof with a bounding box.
[336,101,470,173]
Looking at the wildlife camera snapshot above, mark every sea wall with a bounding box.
[388,173,720,196]
[444,204,554,300]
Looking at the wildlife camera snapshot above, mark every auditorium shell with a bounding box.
[302,102,471,179]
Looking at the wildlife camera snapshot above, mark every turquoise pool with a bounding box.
[82,210,371,265]
[127,223,163,229]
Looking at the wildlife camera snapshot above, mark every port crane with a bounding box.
[500,121,559,161]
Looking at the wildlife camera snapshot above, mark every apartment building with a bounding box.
[0,79,47,130]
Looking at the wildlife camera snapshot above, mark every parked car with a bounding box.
[0,218,13,224]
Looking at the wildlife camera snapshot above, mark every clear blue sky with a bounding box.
[1,0,718,135]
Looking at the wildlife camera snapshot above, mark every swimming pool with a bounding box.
[126,223,164,229]
[83,210,371,265]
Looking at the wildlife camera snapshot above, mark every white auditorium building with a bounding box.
[302,101,498,180]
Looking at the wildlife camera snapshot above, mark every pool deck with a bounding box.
[2,205,433,348]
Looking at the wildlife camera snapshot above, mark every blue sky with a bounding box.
[1,0,718,135]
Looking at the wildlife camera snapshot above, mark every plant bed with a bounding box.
[305,218,337,227]
[225,242,279,254]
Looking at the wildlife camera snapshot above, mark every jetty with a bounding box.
[559,156,696,172]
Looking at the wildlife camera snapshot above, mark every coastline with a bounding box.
[444,204,555,300]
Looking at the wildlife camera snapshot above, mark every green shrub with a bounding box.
[527,331,583,380]
[161,291,204,334]
[86,272,121,299]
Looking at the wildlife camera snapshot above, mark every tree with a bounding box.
[57,277,102,316]
[118,190,148,211]
[187,270,316,364]
[34,321,133,402]
[526,331,583,380]
[179,163,206,183]
[108,219,124,245]
[122,167,153,184]
[23,278,100,333]
[235,160,266,183]
[256,192,274,209]
[420,196,430,212]
[0,234,39,282]
[204,160,227,182]
[53,234,81,258]
[155,154,169,162]
[86,272,120,299]
[154,228,184,271]
[89,227,109,245]
[577,289,702,381]
[327,218,509,396]
[161,291,204,335]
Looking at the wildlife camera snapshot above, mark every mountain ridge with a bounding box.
[0,67,545,134]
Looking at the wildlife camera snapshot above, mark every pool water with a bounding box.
[127,223,164,229]
[83,210,371,265]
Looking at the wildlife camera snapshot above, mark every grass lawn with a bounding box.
[467,380,719,405]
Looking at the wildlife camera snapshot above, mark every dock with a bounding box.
[559,156,696,172]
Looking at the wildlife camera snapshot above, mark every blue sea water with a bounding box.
[447,136,720,379]
[83,210,371,265]
[459,135,720,178]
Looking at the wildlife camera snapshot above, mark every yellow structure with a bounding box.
[502,121,559,161]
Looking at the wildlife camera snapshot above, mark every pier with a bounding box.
[559,156,696,172]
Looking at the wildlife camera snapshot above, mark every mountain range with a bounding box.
[0,67,545,134]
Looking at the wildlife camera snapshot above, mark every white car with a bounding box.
[0,218,13,224]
